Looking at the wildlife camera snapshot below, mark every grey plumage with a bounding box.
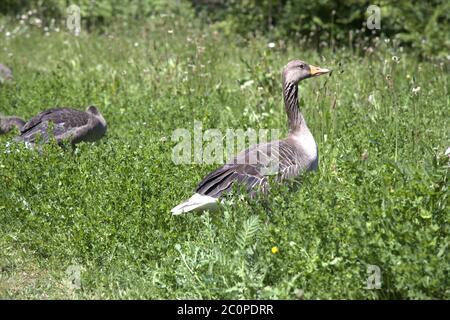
[14,105,107,146]
[171,59,330,215]
[195,138,316,198]
[0,116,26,134]
[0,63,13,82]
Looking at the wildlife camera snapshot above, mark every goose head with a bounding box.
[86,105,106,124]
[86,105,101,116]
[282,60,330,84]
[85,105,107,138]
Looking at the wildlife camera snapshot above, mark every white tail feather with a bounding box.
[171,193,219,215]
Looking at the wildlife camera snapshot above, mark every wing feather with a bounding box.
[196,140,303,198]
[17,108,90,144]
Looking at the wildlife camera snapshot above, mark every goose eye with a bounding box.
[299,64,304,69]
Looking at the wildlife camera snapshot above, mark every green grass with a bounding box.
[0,15,449,299]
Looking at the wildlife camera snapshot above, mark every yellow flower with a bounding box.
[271,246,279,254]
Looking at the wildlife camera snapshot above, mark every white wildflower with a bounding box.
[240,80,254,90]
[33,18,42,27]
[412,86,421,95]
[4,142,11,154]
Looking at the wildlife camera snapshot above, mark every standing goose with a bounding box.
[14,105,107,147]
[0,116,26,134]
[171,59,330,215]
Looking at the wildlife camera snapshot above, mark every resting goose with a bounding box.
[171,59,330,215]
[0,116,26,134]
[13,106,107,147]
[0,63,13,82]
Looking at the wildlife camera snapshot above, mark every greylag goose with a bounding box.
[0,116,26,134]
[171,59,330,215]
[0,63,13,82]
[13,105,107,147]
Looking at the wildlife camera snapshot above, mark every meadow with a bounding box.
[0,14,448,299]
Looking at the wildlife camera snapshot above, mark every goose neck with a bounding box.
[283,81,304,133]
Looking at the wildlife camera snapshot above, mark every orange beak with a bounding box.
[310,65,331,77]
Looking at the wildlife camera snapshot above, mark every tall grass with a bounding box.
[0,15,448,299]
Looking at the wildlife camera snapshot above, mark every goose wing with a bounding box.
[195,140,302,198]
[18,108,90,144]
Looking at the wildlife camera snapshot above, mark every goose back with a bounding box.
[16,107,106,145]
[196,135,317,198]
